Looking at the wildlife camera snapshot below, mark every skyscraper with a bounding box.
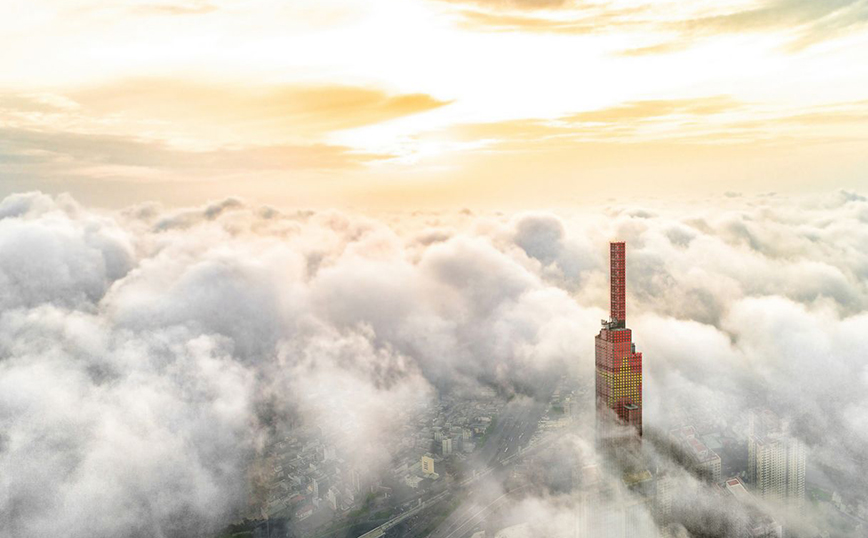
[595,242,643,441]
[747,409,806,504]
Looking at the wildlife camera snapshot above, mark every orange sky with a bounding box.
[1,0,867,208]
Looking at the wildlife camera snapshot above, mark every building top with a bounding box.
[671,426,720,463]
[673,425,695,437]
[724,478,754,504]
[723,477,782,536]
[622,469,653,485]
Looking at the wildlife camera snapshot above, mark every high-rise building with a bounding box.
[575,464,657,538]
[722,478,783,537]
[595,242,643,441]
[669,426,722,483]
[350,468,362,493]
[654,471,674,528]
[441,437,453,456]
[747,409,806,504]
[327,487,339,511]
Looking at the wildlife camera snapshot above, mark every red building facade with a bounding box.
[595,242,643,439]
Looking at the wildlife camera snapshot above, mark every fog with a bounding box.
[1,190,866,537]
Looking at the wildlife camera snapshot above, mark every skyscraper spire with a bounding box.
[610,241,626,327]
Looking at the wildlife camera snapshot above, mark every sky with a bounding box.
[2,3,868,537]
[1,0,867,208]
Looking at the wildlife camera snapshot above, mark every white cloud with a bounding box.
[1,189,867,536]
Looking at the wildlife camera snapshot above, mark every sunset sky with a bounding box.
[2,0,867,208]
[4,3,868,535]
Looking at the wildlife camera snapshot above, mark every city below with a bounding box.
[218,243,860,538]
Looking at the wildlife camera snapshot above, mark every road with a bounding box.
[472,396,548,469]
[357,391,553,538]
[424,396,551,538]
[434,486,526,538]
[357,490,452,538]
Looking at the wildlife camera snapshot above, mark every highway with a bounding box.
[471,396,547,469]
[356,392,553,538]
[357,490,451,538]
[425,396,550,538]
[434,485,526,538]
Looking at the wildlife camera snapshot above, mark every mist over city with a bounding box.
[1,190,867,537]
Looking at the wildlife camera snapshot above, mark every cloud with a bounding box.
[0,311,256,537]
[441,0,868,51]
[0,192,597,536]
[447,97,745,146]
[0,126,385,188]
[564,96,740,123]
[616,40,688,56]
[511,212,597,285]
[2,190,868,536]
[69,78,451,141]
[132,1,219,16]
[0,80,450,185]
[0,192,135,310]
[440,0,572,9]
[677,0,868,47]
[432,96,868,159]
[449,3,649,35]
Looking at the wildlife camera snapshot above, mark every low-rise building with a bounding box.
[421,455,435,476]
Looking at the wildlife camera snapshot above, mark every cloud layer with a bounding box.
[1,190,868,536]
